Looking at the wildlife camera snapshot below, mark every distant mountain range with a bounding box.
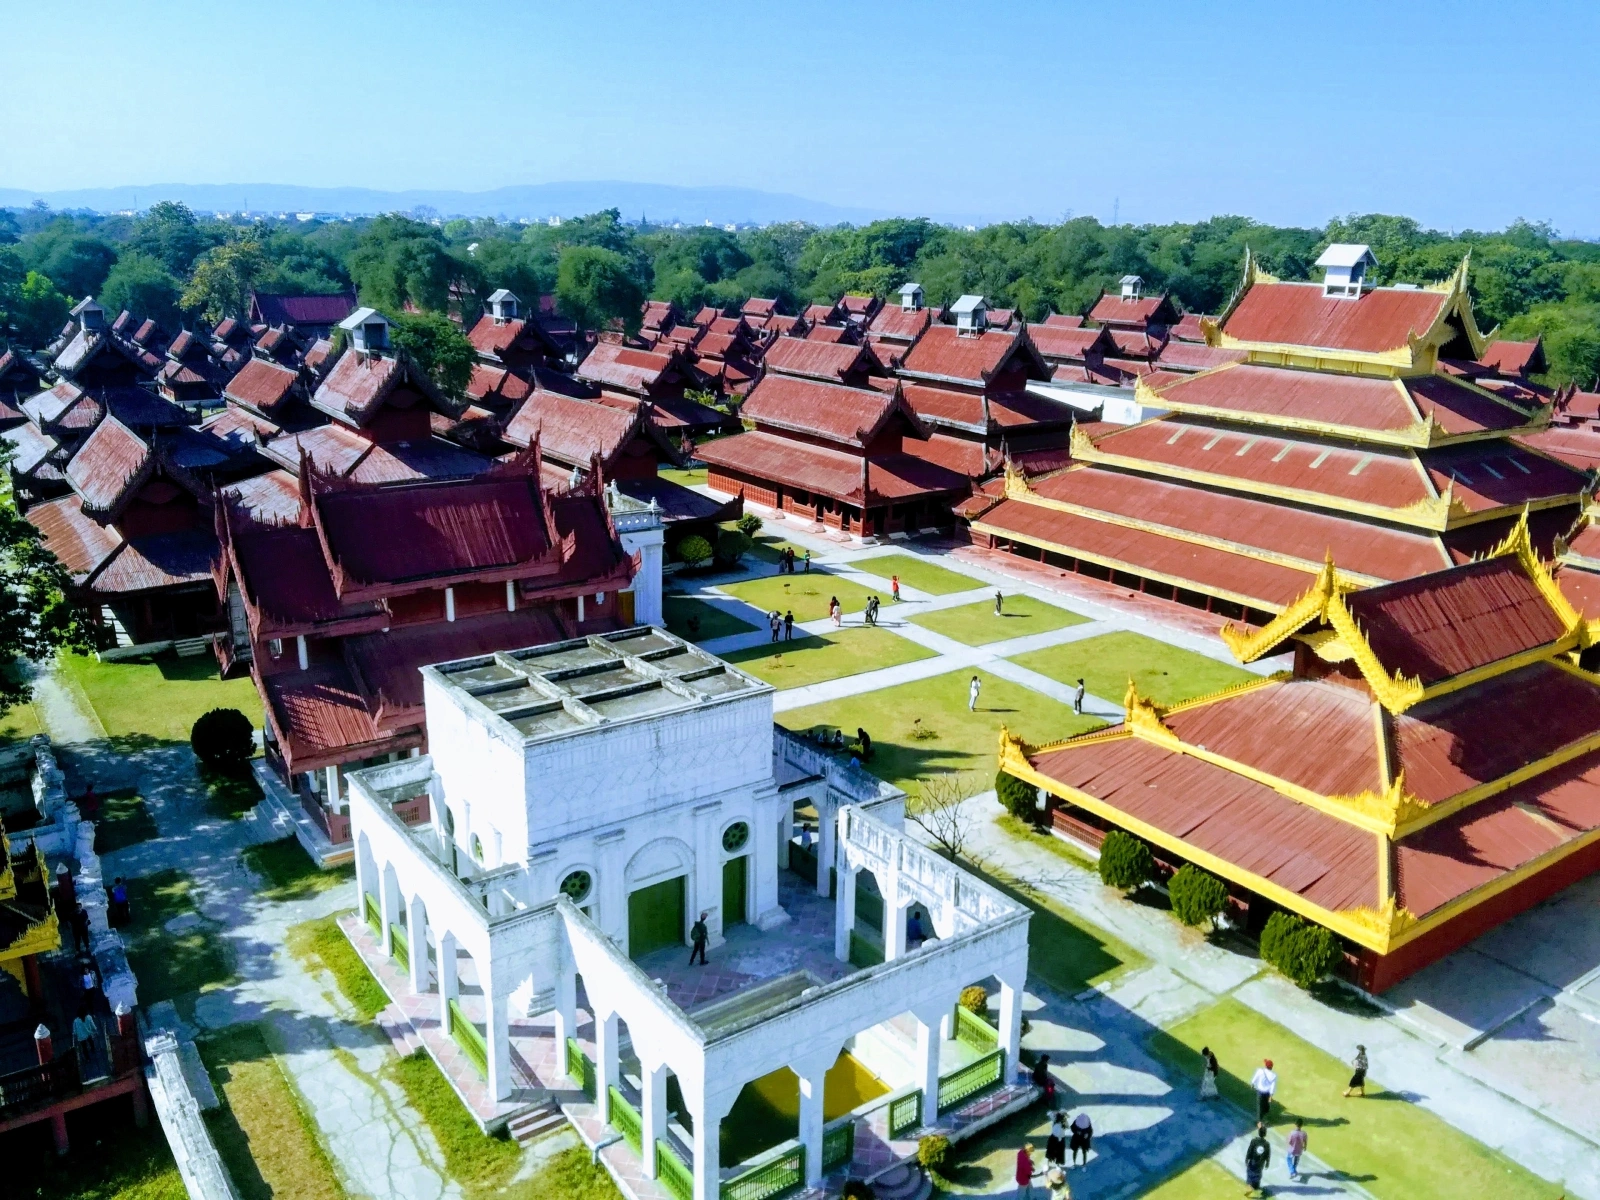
[0,180,969,227]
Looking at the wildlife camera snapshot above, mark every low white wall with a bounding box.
[144,1031,240,1200]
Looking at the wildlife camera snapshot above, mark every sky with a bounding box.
[3,0,1597,234]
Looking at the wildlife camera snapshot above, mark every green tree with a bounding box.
[100,252,184,329]
[129,201,215,276]
[1258,911,1342,988]
[349,214,460,313]
[995,770,1038,820]
[1,259,71,347]
[182,239,268,323]
[1097,829,1153,892]
[391,312,475,401]
[556,245,646,335]
[1168,864,1229,929]
[24,221,118,299]
[0,500,96,716]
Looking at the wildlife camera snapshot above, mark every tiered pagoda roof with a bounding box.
[1004,519,1600,990]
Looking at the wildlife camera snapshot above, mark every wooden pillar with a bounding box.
[35,1025,69,1154]
[23,954,43,1006]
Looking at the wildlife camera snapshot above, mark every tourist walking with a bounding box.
[80,959,100,1004]
[969,675,982,711]
[1072,678,1085,715]
[1045,1111,1067,1168]
[995,589,1004,615]
[1250,1059,1277,1122]
[891,574,900,601]
[1068,1111,1093,1166]
[1198,1046,1220,1100]
[1243,1124,1271,1196]
[110,877,129,926]
[1343,1044,1368,1097]
[783,610,794,640]
[1014,1143,1037,1199]
[1286,1119,1307,1182]
[72,1005,97,1074]
[688,912,709,966]
[905,907,925,947]
[829,596,842,627]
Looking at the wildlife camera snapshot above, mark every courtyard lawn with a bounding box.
[244,838,353,902]
[1133,1157,1245,1199]
[909,594,1088,647]
[658,465,707,488]
[286,915,388,1021]
[779,668,1102,800]
[853,553,983,597]
[200,1023,346,1200]
[1150,998,1560,1200]
[723,627,936,689]
[121,870,236,1006]
[664,593,759,642]
[0,697,44,743]
[94,793,160,854]
[1009,630,1257,709]
[743,531,808,566]
[718,572,879,623]
[387,1048,522,1200]
[1,1104,185,1199]
[57,652,260,743]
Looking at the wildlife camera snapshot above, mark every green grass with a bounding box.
[1149,998,1561,1200]
[663,593,758,642]
[779,668,1104,799]
[723,627,935,689]
[995,812,1097,872]
[721,1052,889,1166]
[0,1101,186,1199]
[58,652,260,743]
[1009,630,1257,709]
[121,870,236,1005]
[388,1048,522,1199]
[744,531,808,565]
[853,553,983,596]
[910,594,1088,646]
[244,839,354,901]
[526,1147,623,1200]
[658,465,707,488]
[1132,1157,1245,1199]
[200,1023,346,1200]
[285,915,388,1020]
[202,768,263,820]
[0,697,44,742]
[94,793,160,854]
[718,571,879,623]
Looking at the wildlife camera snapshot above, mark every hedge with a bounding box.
[677,535,712,567]
[995,770,1037,820]
[191,708,254,770]
[1259,910,1342,988]
[1097,829,1153,892]
[1169,864,1229,929]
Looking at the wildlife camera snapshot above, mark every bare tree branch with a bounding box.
[907,772,980,862]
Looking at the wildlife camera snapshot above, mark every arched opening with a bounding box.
[720,820,751,929]
[720,1052,890,1168]
[625,838,693,961]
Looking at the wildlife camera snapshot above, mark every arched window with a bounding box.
[560,869,593,905]
[722,821,750,853]
[470,833,484,862]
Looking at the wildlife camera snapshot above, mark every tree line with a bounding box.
[3,201,1598,386]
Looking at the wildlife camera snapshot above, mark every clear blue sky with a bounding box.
[4,0,1596,233]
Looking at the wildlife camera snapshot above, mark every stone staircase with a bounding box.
[870,1162,931,1200]
[173,635,214,657]
[506,1102,568,1144]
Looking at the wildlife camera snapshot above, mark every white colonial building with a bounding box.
[346,628,1031,1200]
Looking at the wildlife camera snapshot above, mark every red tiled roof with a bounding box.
[1477,338,1545,377]
[804,304,838,324]
[1030,734,1378,911]
[698,431,967,504]
[1153,342,1247,373]
[91,529,218,594]
[464,363,533,406]
[898,325,1038,387]
[1089,293,1175,328]
[866,306,932,343]
[3,422,59,476]
[1223,281,1450,355]
[1170,313,1208,342]
[502,391,640,468]
[804,324,857,344]
[1420,441,1585,513]
[1518,426,1600,472]
[66,416,148,512]
[641,301,677,331]
[1029,325,1112,363]
[264,663,386,758]
[1043,314,1085,328]
[314,351,449,426]
[1106,330,1162,360]
[27,494,121,581]
[467,315,530,356]
[577,341,678,393]
[692,306,722,327]
[762,337,877,383]
[839,295,879,319]
[224,357,299,415]
[1343,555,1567,684]
[250,292,358,327]
[740,374,919,448]
[221,469,302,523]
[741,298,779,317]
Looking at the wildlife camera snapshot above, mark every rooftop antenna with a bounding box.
[1112,197,1120,226]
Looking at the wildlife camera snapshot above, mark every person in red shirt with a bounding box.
[1015,1143,1037,1198]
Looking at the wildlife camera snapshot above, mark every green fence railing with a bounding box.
[363,892,381,933]
[609,1085,643,1154]
[888,1089,922,1138]
[389,923,409,972]
[565,1037,596,1101]
[954,1005,998,1052]
[447,998,487,1079]
[721,1143,805,1200]
[822,1117,855,1173]
[938,1049,1004,1115]
[657,1139,693,1200]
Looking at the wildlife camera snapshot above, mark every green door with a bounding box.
[722,855,748,927]
[628,875,685,959]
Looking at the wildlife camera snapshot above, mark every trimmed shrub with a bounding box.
[1259,911,1342,988]
[958,985,988,1015]
[190,708,254,770]
[995,770,1037,820]
[676,535,712,567]
[916,1134,950,1175]
[715,528,751,565]
[1169,864,1230,929]
[1098,829,1153,892]
[736,512,763,536]
[842,1182,876,1200]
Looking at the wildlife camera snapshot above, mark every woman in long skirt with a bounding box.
[1198,1046,1220,1100]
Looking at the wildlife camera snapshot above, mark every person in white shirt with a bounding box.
[1250,1058,1278,1121]
[969,675,982,712]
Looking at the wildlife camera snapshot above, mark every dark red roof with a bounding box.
[1153,342,1247,373]
[502,390,642,468]
[250,292,358,327]
[313,351,450,426]
[740,374,917,448]
[1170,313,1208,342]
[1088,293,1178,329]
[866,306,932,343]
[1043,314,1085,329]
[741,298,779,318]
[898,325,1042,387]
[1477,338,1546,378]
[224,357,300,415]
[66,416,149,512]
[1027,324,1111,363]
[762,337,878,383]
[577,341,678,393]
[698,431,967,504]
[1223,281,1451,355]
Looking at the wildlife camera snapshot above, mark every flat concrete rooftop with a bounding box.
[428,626,769,743]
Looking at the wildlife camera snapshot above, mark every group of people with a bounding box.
[862,595,885,625]
[766,609,795,642]
[1014,1106,1093,1200]
[776,546,810,574]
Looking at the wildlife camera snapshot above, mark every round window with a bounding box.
[560,869,593,904]
[722,821,750,853]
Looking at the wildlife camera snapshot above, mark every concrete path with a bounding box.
[28,656,105,742]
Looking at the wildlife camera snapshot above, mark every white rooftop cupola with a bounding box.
[1316,244,1378,300]
[339,307,391,353]
[487,288,520,324]
[951,294,988,336]
[71,296,106,332]
[1119,274,1144,301]
[899,282,924,313]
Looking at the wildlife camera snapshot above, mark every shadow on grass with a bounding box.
[92,793,160,854]
[245,839,353,902]
[967,863,1130,995]
[0,1093,183,1199]
[120,869,237,1006]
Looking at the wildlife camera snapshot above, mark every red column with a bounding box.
[35,1025,68,1154]
[23,955,43,1006]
